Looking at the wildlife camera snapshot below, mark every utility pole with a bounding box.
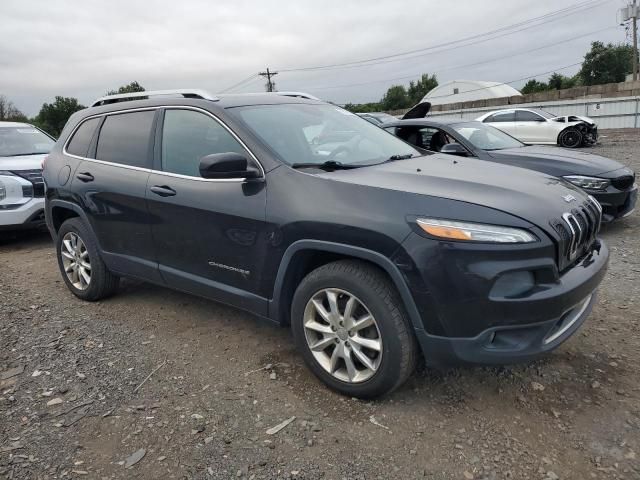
[258,68,278,92]
[633,0,638,81]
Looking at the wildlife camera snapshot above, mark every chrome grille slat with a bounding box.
[553,197,601,271]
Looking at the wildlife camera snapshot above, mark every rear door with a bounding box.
[482,110,517,137]
[69,109,161,281]
[146,107,269,314]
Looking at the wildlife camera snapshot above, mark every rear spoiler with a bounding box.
[402,102,431,119]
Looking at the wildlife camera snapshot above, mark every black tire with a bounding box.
[56,217,119,301]
[291,260,418,398]
[558,128,583,148]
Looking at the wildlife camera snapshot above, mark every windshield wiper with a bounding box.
[290,160,361,171]
[387,154,414,161]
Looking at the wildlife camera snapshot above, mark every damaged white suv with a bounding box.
[476,108,597,148]
[0,122,53,231]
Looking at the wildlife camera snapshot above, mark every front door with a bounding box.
[146,107,269,314]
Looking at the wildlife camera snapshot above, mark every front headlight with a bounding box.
[563,175,610,191]
[416,218,538,243]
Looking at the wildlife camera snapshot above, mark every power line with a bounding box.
[302,25,617,91]
[278,0,609,73]
[219,74,260,93]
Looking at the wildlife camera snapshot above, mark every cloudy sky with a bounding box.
[0,0,632,116]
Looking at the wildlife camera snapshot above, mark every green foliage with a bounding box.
[520,79,549,94]
[547,73,577,90]
[0,95,28,122]
[34,96,85,137]
[343,102,383,113]
[578,41,634,86]
[407,74,438,105]
[380,85,411,111]
[107,81,146,95]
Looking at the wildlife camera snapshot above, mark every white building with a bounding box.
[422,80,522,106]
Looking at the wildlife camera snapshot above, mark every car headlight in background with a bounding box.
[416,218,538,243]
[0,171,32,207]
[563,175,610,191]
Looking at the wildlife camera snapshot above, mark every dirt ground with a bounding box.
[1,130,639,480]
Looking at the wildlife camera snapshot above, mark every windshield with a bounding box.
[0,126,54,157]
[531,109,556,119]
[230,104,419,166]
[451,122,524,150]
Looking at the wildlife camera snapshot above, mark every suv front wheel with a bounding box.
[56,218,119,301]
[291,260,417,398]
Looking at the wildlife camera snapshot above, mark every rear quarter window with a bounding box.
[96,111,155,168]
[66,118,101,157]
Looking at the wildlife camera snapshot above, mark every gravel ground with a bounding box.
[1,130,639,480]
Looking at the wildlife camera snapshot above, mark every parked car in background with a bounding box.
[0,121,53,231]
[384,114,636,223]
[476,108,598,148]
[45,90,608,398]
[356,112,397,126]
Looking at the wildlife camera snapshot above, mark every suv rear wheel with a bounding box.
[291,260,417,398]
[56,218,119,301]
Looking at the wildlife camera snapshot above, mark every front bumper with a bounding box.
[0,198,46,231]
[397,233,609,366]
[592,184,637,222]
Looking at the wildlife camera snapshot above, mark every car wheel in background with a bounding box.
[291,260,417,398]
[558,128,583,148]
[56,217,119,301]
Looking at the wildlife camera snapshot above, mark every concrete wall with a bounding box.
[388,81,640,129]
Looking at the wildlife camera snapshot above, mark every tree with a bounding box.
[380,85,410,111]
[407,74,438,105]
[0,95,28,122]
[520,79,549,94]
[34,96,85,137]
[106,81,146,95]
[578,41,634,86]
[343,102,383,113]
[547,73,577,90]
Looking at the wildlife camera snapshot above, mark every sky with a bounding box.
[0,0,633,117]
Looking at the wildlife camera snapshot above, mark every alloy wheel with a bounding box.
[60,232,91,290]
[302,288,382,383]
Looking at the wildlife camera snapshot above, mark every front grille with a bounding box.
[11,169,45,197]
[551,197,602,271]
[611,174,635,191]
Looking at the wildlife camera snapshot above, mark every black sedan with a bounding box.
[382,117,637,223]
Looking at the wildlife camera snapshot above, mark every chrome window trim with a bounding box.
[62,105,265,183]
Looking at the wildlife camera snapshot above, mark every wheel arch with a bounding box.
[47,200,92,238]
[269,240,423,331]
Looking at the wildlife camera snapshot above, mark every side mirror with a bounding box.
[199,153,261,180]
[440,143,469,157]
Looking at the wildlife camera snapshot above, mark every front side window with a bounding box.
[516,110,545,122]
[0,126,54,157]
[230,104,419,166]
[451,122,524,150]
[66,118,101,157]
[485,111,515,123]
[96,110,155,168]
[161,109,250,177]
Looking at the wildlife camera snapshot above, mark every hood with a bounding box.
[320,155,589,234]
[486,145,625,177]
[402,102,432,119]
[551,115,595,125]
[0,154,46,171]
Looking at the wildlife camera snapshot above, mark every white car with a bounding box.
[0,122,54,231]
[475,108,598,148]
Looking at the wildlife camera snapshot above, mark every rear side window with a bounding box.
[66,118,100,157]
[484,111,515,123]
[161,109,249,177]
[96,111,155,168]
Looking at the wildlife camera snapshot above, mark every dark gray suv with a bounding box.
[44,90,608,397]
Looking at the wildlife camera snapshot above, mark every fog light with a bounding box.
[491,271,535,298]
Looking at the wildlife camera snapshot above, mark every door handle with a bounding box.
[76,172,94,183]
[150,185,177,197]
